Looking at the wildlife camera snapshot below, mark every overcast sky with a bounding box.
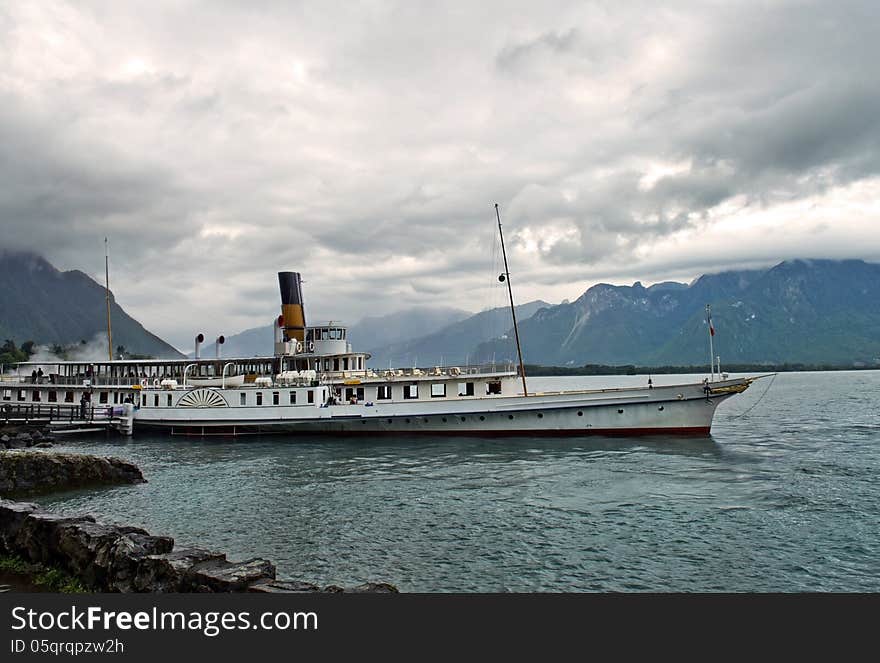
[2,1,879,350]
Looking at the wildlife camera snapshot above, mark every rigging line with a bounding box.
[730,373,777,420]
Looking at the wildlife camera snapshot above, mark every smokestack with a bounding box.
[194,333,204,359]
[278,272,306,343]
[216,335,225,359]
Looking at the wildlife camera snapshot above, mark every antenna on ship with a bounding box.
[495,203,528,397]
[104,237,113,361]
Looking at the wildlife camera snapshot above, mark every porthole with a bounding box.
[577,411,583,416]
[423,418,428,423]
[387,419,392,424]
[617,409,624,414]
[362,420,367,424]
[537,413,543,419]
[405,418,411,423]
[442,417,447,423]
[508,415,514,420]
[460,417,466,422]
[658,406,664,411]
[479,416,485,421]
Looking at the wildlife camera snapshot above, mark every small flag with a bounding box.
[708,314,715,336]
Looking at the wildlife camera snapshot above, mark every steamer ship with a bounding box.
[2,268,752,437]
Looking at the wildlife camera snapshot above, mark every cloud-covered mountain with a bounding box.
[0,251,183,358]
[366,300,550,368]
[475,260,880,367]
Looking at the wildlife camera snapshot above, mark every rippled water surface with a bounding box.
[36,372,880,592]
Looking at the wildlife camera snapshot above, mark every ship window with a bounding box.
[18,390,26,401]
[166,394,172,407]
[240,393,247,405]
[458,382,475,397]
[403,384,418,400]
[333,358,340,371]
[33,391,41,402]
[324,359,330,371]
[357,387,364,401]
[273,391,279,405]
[308,390,314,403]
[377,385,392,400]
[487,381,502,395]
[343,358,349,370]
[321,329,328,340]
[64,391,74,403]
[99,392,108,404]
[289,391,296,404]
[431,383,446,398]
[48,391,57,403]
[154,394,159,407]
[256,392,263,406]
[3,389,11,401]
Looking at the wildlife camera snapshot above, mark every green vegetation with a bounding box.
[525,362,880,376]
[0,339,36,366]
[0,554,88,593]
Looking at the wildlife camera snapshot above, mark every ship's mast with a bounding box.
[495,203,528,397]
[105,237,113,361]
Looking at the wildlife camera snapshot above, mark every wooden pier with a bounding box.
[1,403,133,436]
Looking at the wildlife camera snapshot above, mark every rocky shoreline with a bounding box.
[0,440,397,593]
[0,500,395,593]
[1,423,56,450]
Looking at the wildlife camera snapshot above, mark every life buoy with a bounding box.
[153,378,160,388]
[295,341,304,353]
[140,378,148,388]
[449,366,461,376]
[308,341,315,352]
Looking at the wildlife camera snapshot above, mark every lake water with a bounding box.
[35,371,880,592]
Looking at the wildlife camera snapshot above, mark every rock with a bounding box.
[346,582,400,593]
[31,430,42,441]
[0,451,145,497]
[0,435,10,444]
[34,442,53,448]
[0,500,397,593]
[0,500,40,554]
[183,557,276,592]
[248,579,322,593]
[131,549,225,593]
[7,439,27,450]
[15,432,31,441]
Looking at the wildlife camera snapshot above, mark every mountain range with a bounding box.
[0,251,183,358]
[476,259,880,367]
[3,251,879,367]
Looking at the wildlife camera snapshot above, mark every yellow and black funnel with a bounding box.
[278,272,306,343]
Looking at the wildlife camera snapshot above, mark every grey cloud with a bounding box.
[1,1,879,348]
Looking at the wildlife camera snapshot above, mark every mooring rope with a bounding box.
[730,372,778,419]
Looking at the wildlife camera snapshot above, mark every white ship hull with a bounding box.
[132,378,748,437]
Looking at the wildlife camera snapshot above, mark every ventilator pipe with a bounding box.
[194,333,205,360]
[216,335,225,359]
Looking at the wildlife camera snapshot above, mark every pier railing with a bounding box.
[1,403,122,425]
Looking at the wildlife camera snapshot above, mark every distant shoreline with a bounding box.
[524,363,880,376]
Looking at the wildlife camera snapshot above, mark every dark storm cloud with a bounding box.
[1,1,879,347]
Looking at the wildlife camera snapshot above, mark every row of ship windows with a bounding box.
[141,390,319,408]
[2,389,116,404]
[319,356,363,371]
[2,381,507,407]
